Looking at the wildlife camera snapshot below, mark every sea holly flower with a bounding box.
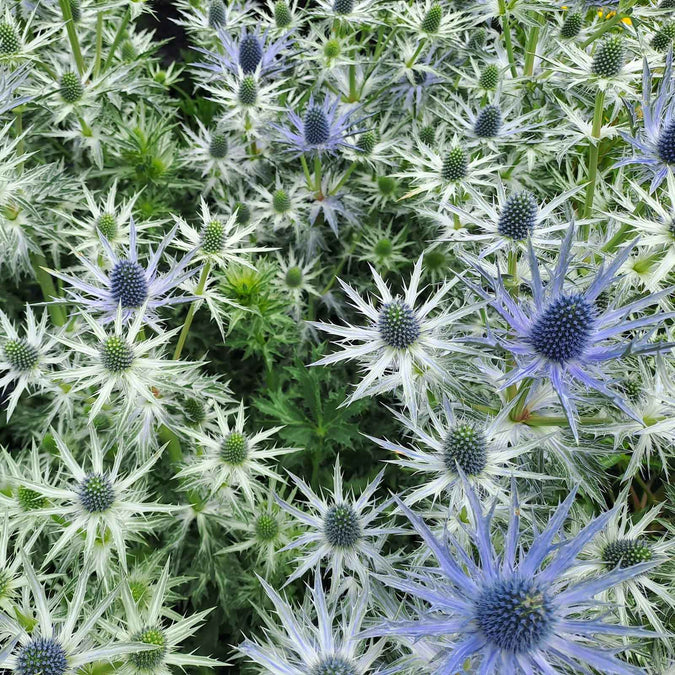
[197,26,293,80]
[54,306,198,425]
[616,51,675,192]
[272,93,365,156]
[260,0,303,33]
[462,222,675,440]
[18,431,175,575]
[312,0,382,26]
[0,561,158,675]
[218,485,294,575]
[433,181,581,255]
[56,180,144,253]
[310,256,475,418]
[0,444,55,527]
[275,458,399,588]
[571,489,675,636]
[356,222,411,271]
[366,481,659,673]
[47,217,199,328]
[239,572,385,674]
[252,175,307,231]
[606,174,675,287]
[175,401,295,504]
[104,560,223,675]
[182,120,250,190]
[392,0,474,42]
[549,34,642,96]
[273,251,321,316]
[0,306,62,419]
[436,95,546,148]
[173,198,265,268]
[395,132,499,206]
[197,69,286,137]
[366,397,548,509]
[0,7,59,65]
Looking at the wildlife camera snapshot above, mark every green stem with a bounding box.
[330,162,358,194]
[30,252,67,327]
[405,38,426,69]
[78,115,92,137]
[59,0,85,76]
[103,8,131,72]
[313,154,323,195]
[498,0,518,78]
[582,88,606,227]
[523,14,543,77]
[348,63,357,102]
[507,248,518,296]
[300,154,312,190]
[94,11,104,77]
[173,262,211,360]
[471,402,502,415]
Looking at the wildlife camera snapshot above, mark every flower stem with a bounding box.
[507,248,518,296]
[103,7,131,72]
[505,249,519,402]
[498,0,518,78]
[582,88,605,227]
[314,154,323,196]
[30,252,67,327]
[173,262,211,360]
[405,38,426,69]
[511,378,533,421]
[94,11,104,77]
[59,0,85,76]
[300,154,313,190]
[523,14,543,77]
[330,162,358,195]
[348,64,357,102]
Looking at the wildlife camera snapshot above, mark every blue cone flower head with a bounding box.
[46,217,200,328]
[616,50,675,192]
[272,94,365,156]
[462,222,675,440]
[197,26,294,80]
[367,479,659,674]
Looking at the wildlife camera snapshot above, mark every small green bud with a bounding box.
[421,3,442,33]
[479,64,499,91]
[560,12,582,39]
[273,0,292,27]
[591,36,625,79]
[59,71,84,103]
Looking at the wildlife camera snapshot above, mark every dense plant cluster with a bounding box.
[2,0,675,672]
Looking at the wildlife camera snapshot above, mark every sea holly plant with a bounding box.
[1,0,675,672]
